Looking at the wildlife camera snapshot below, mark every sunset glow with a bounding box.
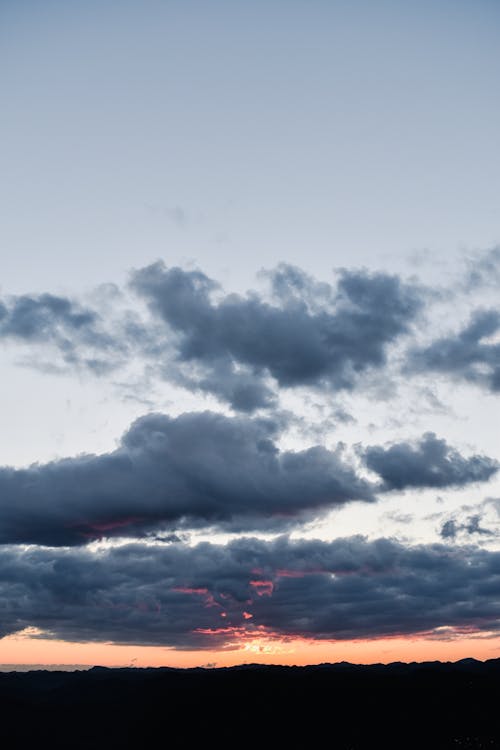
[3,629,500,671]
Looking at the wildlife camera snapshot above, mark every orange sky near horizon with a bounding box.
[2,630,500,670]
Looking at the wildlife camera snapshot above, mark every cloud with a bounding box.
[0,410,494,547]
[440,513,495,541]
[3,262,500,410]
[408,309,500,392]
[2,536,500,647]
[0,411,374,546]
[0,292,122,374]
[363,432,498,491]
[131,262,423,410]
[463,246,500,291]
[181,358,277,412]
[0,264,425,408]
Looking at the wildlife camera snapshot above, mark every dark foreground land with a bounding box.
[1,659,500,748]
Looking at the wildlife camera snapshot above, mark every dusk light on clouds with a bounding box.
[1,0,500,669]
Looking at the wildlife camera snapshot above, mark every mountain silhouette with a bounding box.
[1,659,500,748]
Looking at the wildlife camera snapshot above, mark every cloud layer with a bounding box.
[2,536,500,648]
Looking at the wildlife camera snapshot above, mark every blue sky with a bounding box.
[1,0,500,666]
[2,0,500,294]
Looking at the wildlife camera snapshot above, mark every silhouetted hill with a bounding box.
[1,659,500,748]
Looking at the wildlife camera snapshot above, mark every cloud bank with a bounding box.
[2,536,500,648]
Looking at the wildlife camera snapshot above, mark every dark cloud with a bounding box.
[2,535,500,647]
[0,410,494,547]
[0,411,374,546]
[0,294,96,341]
[0,293,122,374]
[440,513,495,541]
[440,519,458,539]
[4,263,500,409]
[408,309,500,392]
[363,432,498,491]
[177,358,277,412]
[131,262,422,410]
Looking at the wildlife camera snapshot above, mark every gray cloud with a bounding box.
[2,535,500,647]
[0,292,122,374]
[131,262,423,410]
[408,309,500,392]
[440,513,495,541]
[0,412,495,547]
[363,432,498,491]
[464,246,500,292]
[0,411,374,546]
[176,358,277,412]
[0,264,425,408]
[4,264,500,410]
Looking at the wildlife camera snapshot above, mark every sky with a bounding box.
[1,0,500,669]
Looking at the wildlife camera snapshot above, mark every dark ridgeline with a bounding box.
[1,659,500,749]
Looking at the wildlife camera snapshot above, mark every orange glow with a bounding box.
[172,586,220,609]
[3,628,500,670]
[249,580,274,596]
[276,569,310,578]
[242,612,253,620]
